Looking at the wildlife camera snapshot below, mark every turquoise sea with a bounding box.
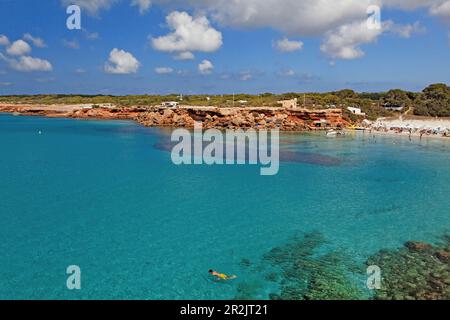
[0,114,449,299]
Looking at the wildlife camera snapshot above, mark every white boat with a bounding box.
[326,130,338,137]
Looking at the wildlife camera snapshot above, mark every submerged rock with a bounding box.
[243,231,364,300]
[435,250,450,263]
[367,237,450,300]
[405,241,433,252]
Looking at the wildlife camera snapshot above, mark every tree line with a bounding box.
[0,84,448,119]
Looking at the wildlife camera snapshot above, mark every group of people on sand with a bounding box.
[368,125,449,139]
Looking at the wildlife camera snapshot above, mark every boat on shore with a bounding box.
[326,129,345,137]
[347,125,366,131]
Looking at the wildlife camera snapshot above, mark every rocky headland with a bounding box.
[0,103,347,131]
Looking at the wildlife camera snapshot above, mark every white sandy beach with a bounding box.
[368,116,450,140]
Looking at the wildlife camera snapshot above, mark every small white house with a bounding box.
[162,101,179,108]
[384,106,404,112]
[277,98,298,109]
[347,107,366,116]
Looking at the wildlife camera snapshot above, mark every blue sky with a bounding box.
[0,0,449,95]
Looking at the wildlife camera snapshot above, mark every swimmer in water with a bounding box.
[209,269,237,281]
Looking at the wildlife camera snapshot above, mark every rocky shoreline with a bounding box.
[0,103,347,131]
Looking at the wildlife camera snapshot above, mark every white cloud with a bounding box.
[429,1,450,24]
[173,51,195,60]
[320,20,384,59]
[104,48,140,74]
[0,53,52,72]
[386,21,426,38]
[131,0,152,14]
[63,0,153,15]
[152,11,223,53]
[61,0,118,15]
[155,67,174,74]
[274,37,304,52]
[371,1,450,25]
[278,69,295,76]
[23,33,46,48]
[383,0,441,10]
[60,0,450,33]
[0,82,12,86]
[62,39,80,49]
[6,40,32,56]
[321,18,430,60]
[198,59,214,74]
[181,0,372,36]
[240,71,252,81]
[0,35,10,46]
[75,68,86,74]
[84,31,100,40]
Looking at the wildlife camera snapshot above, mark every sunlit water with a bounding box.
[0,114,449,299]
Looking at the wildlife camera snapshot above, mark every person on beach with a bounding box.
[209,270,237,281]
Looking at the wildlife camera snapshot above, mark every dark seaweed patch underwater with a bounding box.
[367,236,450,300]
[235,232,450,300]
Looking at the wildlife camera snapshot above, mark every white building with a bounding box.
[347,107,366,116]
[384,106,404,112]
[162,101,179,108]
[277,98,298,109]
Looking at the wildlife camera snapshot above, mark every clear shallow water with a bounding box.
[0,114,449,299]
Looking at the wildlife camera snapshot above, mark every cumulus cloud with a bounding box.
[61,0,118,15]
[320,20,384,59]
[104,48,140,74]
[274,37,304,52]
[429,1,450,24]
[181,0,371,36]
[23,33,47,48]
[63,0,152,15]
[0,53,52,72]
[198,59,214,74]
[6,40,32,56]
[174,51,195,60]
[383,0,441,10]
[0,35,10,46]
[152,11,223,53]
[155,67,174,74]
[131,0,152,14]
[386,21,426,38]
[321,18,429,60]
[60,0,450,33]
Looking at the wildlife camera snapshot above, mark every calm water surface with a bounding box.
[0,114,449,299]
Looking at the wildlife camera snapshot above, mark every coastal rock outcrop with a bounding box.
[0,103,347,131]
[136,106,346,131]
